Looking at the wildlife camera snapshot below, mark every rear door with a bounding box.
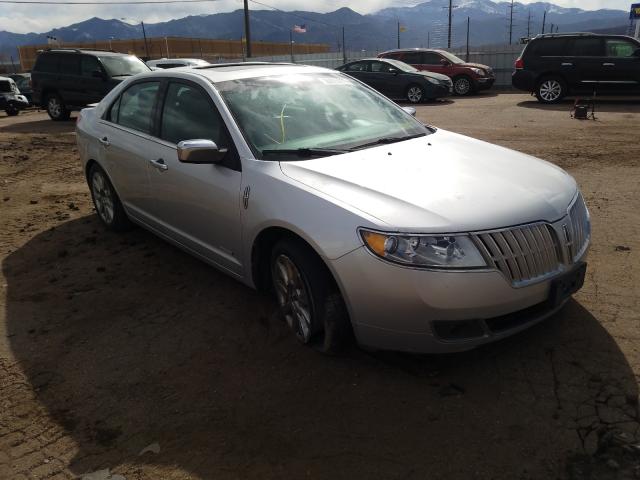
[340,61,368,83]
[57,54,81,106]
[146,79,244,275]
[602,37,640,92]
[566,37,607,91]
[527,38,576,87]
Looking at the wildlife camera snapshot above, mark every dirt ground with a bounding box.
[1,93,639,480]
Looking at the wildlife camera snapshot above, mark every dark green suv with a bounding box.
[32,48,150,120]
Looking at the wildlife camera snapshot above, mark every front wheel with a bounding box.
[5,106,19,116]
[271,238,352,353]
[453,75,474,96]
[406,84,424,104]
[45,93,70,121]
[88,164,131,231]
[535,77,566,104]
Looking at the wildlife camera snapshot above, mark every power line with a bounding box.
[0,0,223,3]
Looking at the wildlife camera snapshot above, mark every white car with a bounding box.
[75,63,590,354]
[146,58,211,69]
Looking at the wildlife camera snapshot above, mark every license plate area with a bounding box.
[549,262,587,306]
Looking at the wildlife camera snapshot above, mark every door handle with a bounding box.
[149,158,168,172]
[603,63,615,66]
[98,136,110,147]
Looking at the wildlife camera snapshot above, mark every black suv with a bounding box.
[32,48,150,120]
[512,33,640,103]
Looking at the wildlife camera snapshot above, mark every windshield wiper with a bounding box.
[261,147,349,158]
[349,133,427,151]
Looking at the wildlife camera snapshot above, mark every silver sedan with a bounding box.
[76,63,590,354]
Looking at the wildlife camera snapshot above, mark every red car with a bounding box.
[378,48,495,96]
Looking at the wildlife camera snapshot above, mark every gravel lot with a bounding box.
[1,92,639,480]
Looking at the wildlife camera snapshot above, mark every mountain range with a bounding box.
[0,0,631,61]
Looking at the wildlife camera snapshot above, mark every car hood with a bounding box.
[417,71,450,82]
[279,129,577,232]
[460,62,492,72]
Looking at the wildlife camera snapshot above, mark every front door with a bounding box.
[79,55,108,105]
[146,80,243,275]
[601,37,640,92]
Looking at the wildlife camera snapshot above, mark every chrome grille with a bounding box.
[567,193,590,261]
[473,224,562,286]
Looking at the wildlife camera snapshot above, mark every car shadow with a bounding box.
[0,116,76,134]
[517,97,640,113]
[4,216,638,478]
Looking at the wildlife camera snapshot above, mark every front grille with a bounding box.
[473,223,562,286]
[567,193,590,261]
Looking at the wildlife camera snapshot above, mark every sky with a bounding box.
[0,0,632,34]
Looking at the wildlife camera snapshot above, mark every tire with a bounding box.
[45,93,70,121]
[406,84,424,104]
[5,106,19,116]
[535,76,566,104]
[271,238,352,353]
[88,164,131,231]
[453,75,474,96]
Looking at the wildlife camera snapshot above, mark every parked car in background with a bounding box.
[336,58,452,103]
[31,48,150,121]
[147,58,211,69]
[0,76,29,116]
[77,63,590,354]
[8,73,32,104]
[512,33,640,104]
[378,48,495,96]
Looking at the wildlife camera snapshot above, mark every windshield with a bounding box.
[440,51,465,64]
[99,55,150,77]
[385,59,418,72]
[216,72,429,159]
[0,80,16,93]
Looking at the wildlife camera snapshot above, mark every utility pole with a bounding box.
[427,31,430,48]
[541,10,546,34]
[243,0,252,58]
[550,23,554,34]
[508,0,514,45]
[342,26,347,64]
[465,17,470,62]
[397,21,400,49]
[141,21,149,60]
[527,10,531,38]
[447,0,453,48]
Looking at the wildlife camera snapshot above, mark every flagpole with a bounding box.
[397,21,400,49]
[290,29,294,63]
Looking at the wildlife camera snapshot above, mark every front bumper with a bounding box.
[474,77,495,90]
[330,245,586,354]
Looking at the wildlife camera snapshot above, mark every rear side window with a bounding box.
[80,56,101,77]
[345,62,367,72]
[160,82,230,147]
[402,52,423,64]
[528,38,568,56]
[371,61,394,73]
[34,54,58,73]
[58,54,80,75]
[606,39,637,57]
[112,81,160,134]
[568,38,604,57]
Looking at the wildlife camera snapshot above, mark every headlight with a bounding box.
[360,229,487,269]
[470,68,485,76]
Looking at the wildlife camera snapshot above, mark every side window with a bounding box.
[160,82,230,147]
[530,38,568,56]
[58,54,80,75]
[422,53,443,64]
[370,62,388,72]
[569,38,604,57]
[346,62,367,72]
[606,39,637,58]
[80,56,101,77]
[34,54,58,73]
[116,81,160,134]
[108,96,121,123]
[402,52,423,64]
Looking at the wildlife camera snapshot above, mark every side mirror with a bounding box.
[402,106,416,117]
[389,68,398,75]
[633,48,640,58]
[177,139,227,164]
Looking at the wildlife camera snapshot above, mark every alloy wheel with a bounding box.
[539,80,562,102]
[48,97,62,118]
[454,77,471,95]
[273,254,313,343]
[407,86,423,103]
[91,171,115,225]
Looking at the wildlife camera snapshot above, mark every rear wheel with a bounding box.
[453,75,474,96]
[45,93,70,121]
[535,77,566,104]
[271,238,352,353]
[88,164,131,231]
[5,106,19,116]
[406,84,424,104]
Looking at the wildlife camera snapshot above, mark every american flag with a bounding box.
[293,24,307,33]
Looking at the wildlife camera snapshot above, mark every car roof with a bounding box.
[531,32,638,41]
[379,48,447,55]
[136,62,333,83]
[0,76,15,82]
[40,49,130,56]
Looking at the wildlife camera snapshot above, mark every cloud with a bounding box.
[0,0,631,34]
